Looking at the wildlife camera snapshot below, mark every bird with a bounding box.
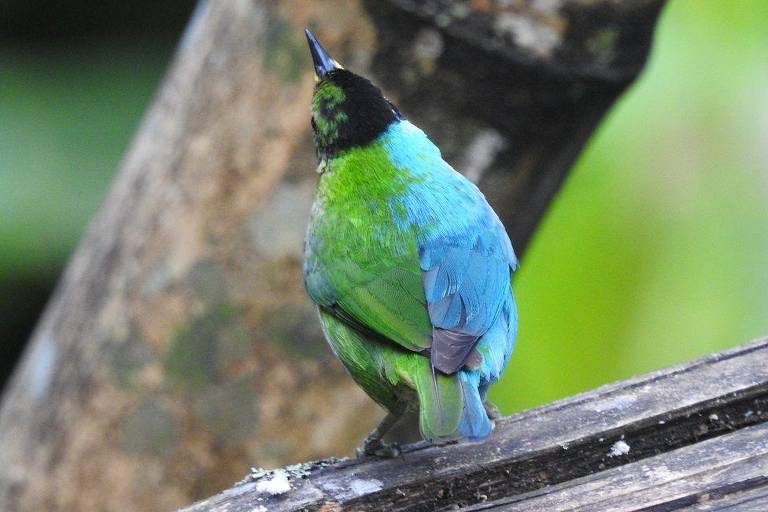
[302,28,518,457]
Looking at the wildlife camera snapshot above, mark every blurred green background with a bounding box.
[492,0,768,412]
[2,0,767,411]
[0,0,195,385]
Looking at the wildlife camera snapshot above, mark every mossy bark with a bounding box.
[0,0,664,510]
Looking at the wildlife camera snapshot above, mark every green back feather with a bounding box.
[307,141,433,352]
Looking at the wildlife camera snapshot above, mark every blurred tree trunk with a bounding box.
[0,0,664,510]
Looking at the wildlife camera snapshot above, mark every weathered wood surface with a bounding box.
[466,423,768,511]
[182,338,768,511]
[0,0,665,510]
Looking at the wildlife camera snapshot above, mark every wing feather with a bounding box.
[420,204,516,374]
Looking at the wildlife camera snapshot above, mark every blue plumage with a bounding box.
[379,121,518,437]
[382,121,517,375]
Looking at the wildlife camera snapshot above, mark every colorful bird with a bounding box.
[303,29,518,456]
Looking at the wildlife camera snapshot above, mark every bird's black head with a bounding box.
[305,29,402,161]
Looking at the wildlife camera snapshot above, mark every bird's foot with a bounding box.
[356,437,401,458]
[484,400,502,421]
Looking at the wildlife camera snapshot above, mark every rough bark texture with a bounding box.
[0,0,665,510]
[183,338,768,511]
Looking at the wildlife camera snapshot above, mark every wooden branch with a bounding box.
[0,0,666,510]
[366,0,666,252]
[183,338,768,511]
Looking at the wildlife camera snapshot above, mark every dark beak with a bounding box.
[305,28,340,78]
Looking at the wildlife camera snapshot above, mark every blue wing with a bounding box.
[419,200,517,373]
[381,120,518,374]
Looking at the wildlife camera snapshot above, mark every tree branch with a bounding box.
[183,339,768,511]
[365,0,666,252]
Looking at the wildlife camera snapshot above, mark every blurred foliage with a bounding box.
[492,0,768,412]
[0,38,180,386]
[0,40,175,278]
[1,1,766,410]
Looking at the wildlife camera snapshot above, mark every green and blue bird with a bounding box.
[303,29,518,456]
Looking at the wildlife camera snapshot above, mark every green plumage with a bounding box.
[309,141,432,351]
[317,310,464,442]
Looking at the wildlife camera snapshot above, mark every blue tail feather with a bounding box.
[457,371,492,440]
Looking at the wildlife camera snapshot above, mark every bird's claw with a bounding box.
[484,400,502,420]
[356,438,401,458]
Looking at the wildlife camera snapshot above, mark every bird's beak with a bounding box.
[305,28,342,80]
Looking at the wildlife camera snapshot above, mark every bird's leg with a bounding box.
[356,412,402,458]
[483,400,502,421]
